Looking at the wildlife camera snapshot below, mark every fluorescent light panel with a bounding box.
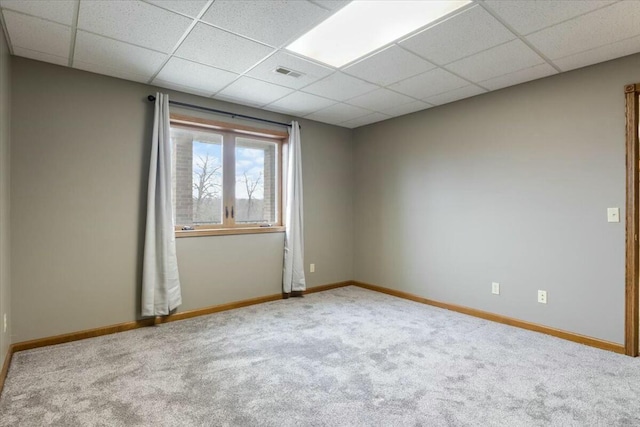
[287,1,470,68]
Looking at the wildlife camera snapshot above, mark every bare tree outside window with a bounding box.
[193,153,221,220]
[240,170,263,219]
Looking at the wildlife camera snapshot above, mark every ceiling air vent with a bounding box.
[274,66,303,78]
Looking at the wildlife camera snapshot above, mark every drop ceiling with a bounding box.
[1,0,639,129]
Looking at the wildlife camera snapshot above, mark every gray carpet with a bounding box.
[1,286,639,426]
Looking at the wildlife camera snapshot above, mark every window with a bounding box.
[170,114,286,237]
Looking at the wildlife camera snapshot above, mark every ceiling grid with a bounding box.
[0,0,638,128]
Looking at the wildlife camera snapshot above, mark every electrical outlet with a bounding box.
[3,313,6,333]
[310,263,315,273]
[538,290,547,304]
[491,282,500,295]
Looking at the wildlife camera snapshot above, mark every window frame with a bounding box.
[169,113,287,238]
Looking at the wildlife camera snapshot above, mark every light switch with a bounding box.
[607,207,620,223]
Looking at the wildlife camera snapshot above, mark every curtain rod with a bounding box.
[147,95,293,128]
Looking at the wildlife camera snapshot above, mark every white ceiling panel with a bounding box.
[216,77,294,107]
[74,31,167,79]
[526,1,640,60]
[246,51,333,89]
[144,0,209,18]
[399,5,515,65]
[447,39,545,82]
[152,80,215,98]
[175,23,274,73]
[266,92,336,116]
[479,63,557,91]
[388,68,469,100]
[78,1,192,54]
[154,57,239,95]
[554,35,640,72]
[302,72,377,101]
[74,60,152,84]
[485,0,616,36]
[305,103,370,124]
[381,100,432,117]
[3,10,71,58]
[309,1,350,11]
[201,0,328,48]
[341,113,391,129]
[13,46,68,66]
[0,0,76,25]
[343,45,435,86]
[347,88,416,112]
[423,85,486,106]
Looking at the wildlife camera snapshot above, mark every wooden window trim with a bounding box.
[170,114,287,238]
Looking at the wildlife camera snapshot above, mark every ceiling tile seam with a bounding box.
[76,28,170,56]
[390,43,490,92]
[551,32,640,67]
[0,11,14,55]
[204,51,286,101]
[67,0,80,67]
[306,0,340,12]
[195,19,277,50]
[516,0,624,37]
[476,63,558,87]
[0,6,71,28]
[336,68,435,104]
[138,0,210,21]
[262,92,338,110]
[477,1,561,73]
[146,0,214,84]
[304,102,377,119]
[393,1,478,48]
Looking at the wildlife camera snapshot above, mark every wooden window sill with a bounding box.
[175,226,286,238]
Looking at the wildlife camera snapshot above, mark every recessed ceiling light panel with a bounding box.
[286,1,470,68]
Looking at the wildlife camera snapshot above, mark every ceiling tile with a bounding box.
[13,46,68,66]
[246,51,333,89]
[73,60,151,84]
[479,63,557,91]
[485,0,617,35]
[341,112,391,129]
[74,31,167,79]
[151,80,214,98]
[266,92,336,116]
[0,0,76,25]
[216,77,294,107]
[343,45,435,86]
[309,0,350,11]
[526,1,640,60]
[153,57,239,95]
[175,23,274,73]
[201,0,328,47]
[388,68,469,100]
[554,35,640,72]
[399,5,515,65]
[380,100,432,117]
[302,72,377,102]
[3,10,71,57]
[306,103,371,124]
[423,85,487,106]
[144,0,209,18]
[78,0,192,53]
[347,88,416,111]
[447,39,545,82]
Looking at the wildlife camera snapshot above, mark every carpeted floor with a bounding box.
[1,286,639,426]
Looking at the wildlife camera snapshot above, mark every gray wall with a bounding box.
[10,57,353,342]
[0,25,11,365]
[353,53,640,345]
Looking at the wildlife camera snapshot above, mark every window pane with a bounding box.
[171,127,223,227]
[235,137,278,224]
